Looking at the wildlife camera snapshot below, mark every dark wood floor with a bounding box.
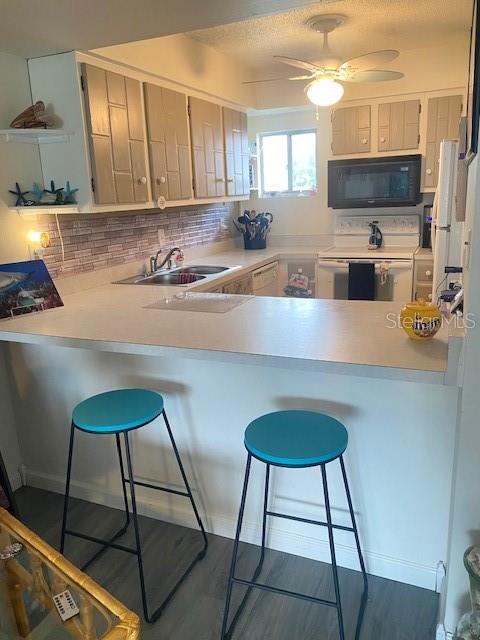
[15,487,437,639]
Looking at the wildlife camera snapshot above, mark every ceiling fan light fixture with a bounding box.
[306,77,344,106]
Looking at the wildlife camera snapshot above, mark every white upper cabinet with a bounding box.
[223,107,250,196]
[378,100,420,152]
[26,51,249,213]
[144,83,192,202]
[189,96,226,198]
[82,64,148,205]
[424,95,462,188]
[331,105,371,155]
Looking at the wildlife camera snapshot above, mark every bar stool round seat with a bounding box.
[244,410,348,468]
[72,389,164,433]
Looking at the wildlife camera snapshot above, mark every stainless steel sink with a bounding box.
[114,272,206,286]
[137,273,206,285]
[114,264,230,286]
[173,265,229,275]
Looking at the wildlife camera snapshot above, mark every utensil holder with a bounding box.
[243,236,266,250]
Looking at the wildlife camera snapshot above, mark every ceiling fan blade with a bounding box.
[343,70,404,83]
[288,75,314,81]
[339,50,399,73]
[242,75,311,85]
[274,55,322,72]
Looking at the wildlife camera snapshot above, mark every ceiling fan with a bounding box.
[244,14,404,106]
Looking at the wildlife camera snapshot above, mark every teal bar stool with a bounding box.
[60,388,208,623]
[221,410,368,640]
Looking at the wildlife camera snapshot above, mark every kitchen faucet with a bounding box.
[150,247,183,273]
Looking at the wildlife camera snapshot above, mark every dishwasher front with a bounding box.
[251,261,279,296]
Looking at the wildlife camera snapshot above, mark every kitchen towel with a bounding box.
[348,262,375,300]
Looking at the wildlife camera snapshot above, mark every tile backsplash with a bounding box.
[37,202,236,278]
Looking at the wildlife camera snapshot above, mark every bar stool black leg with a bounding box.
[61,426,135,568]
[162,409,208,554]
[339,455,368,592]
[123,432,151,622]
[222,461,270,639]
[80,434,132,572]
[123,426,208,623]
[221,453,252,640]
[321,463,345,640]
[116,433,131,528]
[60,423,75,554]
[0,449,19,517]
[259,463,270,568]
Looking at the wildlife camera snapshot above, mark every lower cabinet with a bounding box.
[222,274,253,295]
[413,253,434,301]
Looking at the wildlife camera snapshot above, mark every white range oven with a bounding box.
[317,215,420,302]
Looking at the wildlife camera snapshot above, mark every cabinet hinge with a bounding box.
[419,103,421,114]
[90,177,95,193]
[192,177,195,190]
[80,75,85,92]
[418,133,421,144]
[187,103,191,117]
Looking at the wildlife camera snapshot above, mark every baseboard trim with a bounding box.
[26,468,438,591]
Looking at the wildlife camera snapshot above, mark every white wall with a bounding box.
[0,51,44,263]
[93,34,256,108]
[441,154,480,634]
[245,89,455,239]
[246,107,333,240]
[0,345,22,490]
[0,51,46,491]
[5,341,459,590]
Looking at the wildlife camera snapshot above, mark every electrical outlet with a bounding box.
[157,229,165,245]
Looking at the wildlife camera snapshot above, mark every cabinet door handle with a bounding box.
[227,178,234,183]
[361,138,368,144]
[216,178,225,183]
[426,168,432,175]
[425,270,432,277]
[156,176,166,185]
[138,176,147,185]
[380,137,386,143]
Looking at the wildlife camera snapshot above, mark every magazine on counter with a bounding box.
[0,260,63,320]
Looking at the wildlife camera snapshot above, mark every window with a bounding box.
[259,129,317,196]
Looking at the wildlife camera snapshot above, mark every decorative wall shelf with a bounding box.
[0,129,74,144]
[9,205,80,216]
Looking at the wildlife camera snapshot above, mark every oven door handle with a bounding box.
[317,260,412,269]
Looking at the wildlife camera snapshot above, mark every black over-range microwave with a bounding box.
[328,154,422,209]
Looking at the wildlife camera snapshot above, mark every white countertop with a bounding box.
[0,246,461,385]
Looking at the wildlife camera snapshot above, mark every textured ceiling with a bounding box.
[0,0,325,58]
[190,0,473,75]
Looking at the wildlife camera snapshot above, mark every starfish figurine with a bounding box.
[9,182,30,206]
[44,180,64,197]
[62,181,78,204]
[30,182,45,204]
[44,180,64,204]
